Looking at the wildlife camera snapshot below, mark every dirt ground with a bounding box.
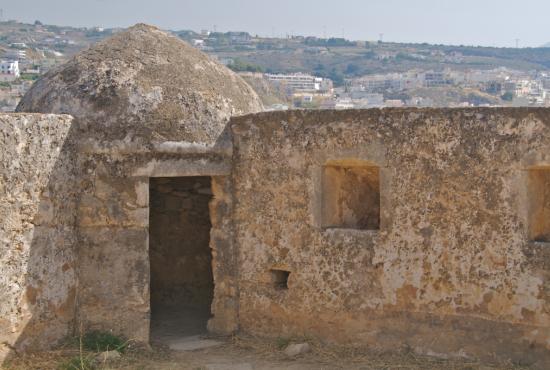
[1,335,531,370]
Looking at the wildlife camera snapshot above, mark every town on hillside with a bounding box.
[3,19,550,112]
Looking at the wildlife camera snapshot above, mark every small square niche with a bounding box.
[270,269,290,290]
[321,161,380,230]
[528,167,550,242]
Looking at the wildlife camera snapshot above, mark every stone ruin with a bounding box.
[1,24,550,368]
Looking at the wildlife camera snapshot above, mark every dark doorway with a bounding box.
[149,177,214,342]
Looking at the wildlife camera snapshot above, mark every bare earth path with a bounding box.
[3,335,530,370]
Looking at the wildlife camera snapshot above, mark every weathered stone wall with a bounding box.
[0,113,78,361]
[76,156,150,341]
[207,175,239,334]
[7,96,549,370]
[75,150,237,342]
[0,114,239,351]
[231,108,550,367]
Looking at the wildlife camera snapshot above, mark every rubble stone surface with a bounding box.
[231,108,550,368]
[0,113,77,361]
[17,23,262,146]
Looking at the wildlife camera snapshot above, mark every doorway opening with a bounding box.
[149,176,214,343]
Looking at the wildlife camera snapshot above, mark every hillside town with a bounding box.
[245,67,550,110]
[3,19,550,111]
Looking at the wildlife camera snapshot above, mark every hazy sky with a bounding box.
[4,0,550,47]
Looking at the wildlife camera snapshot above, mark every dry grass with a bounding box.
[2,335,533,370]
[230,335,531,370]
[2,345,171,370]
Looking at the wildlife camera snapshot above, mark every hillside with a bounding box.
[4,20,550,82]
[212,42,550,85]
[2,20,550,111]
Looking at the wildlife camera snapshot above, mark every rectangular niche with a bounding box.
[321,161,380,230]
[270,269,290,290]
[527,167,550,242]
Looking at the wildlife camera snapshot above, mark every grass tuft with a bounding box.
[57,355,94,370]
[82,331,128,353]
[275,337,291,350]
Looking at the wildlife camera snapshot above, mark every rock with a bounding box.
[94,350,121,363]
[284,343,311,357]
[166,335,223,351]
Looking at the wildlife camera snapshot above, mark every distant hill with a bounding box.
[5,19,550,87]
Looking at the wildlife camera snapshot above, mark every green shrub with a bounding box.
[82,331,127,353]
[227,58,264,73]
[19,73,39,81]
[501,91,514,101]
[275,337,291,350]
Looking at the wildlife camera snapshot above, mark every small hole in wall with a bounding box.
[270,269,290,290]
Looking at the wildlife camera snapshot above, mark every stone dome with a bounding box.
[16,24,263,145]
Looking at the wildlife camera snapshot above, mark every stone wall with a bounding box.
[76,149,237,342]
[75,156,150,341]
[6,106,550,368]
[230,108,550,367]
[0,113,239,353]
[0,113,78,361]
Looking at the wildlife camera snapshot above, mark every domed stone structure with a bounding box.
[17,23,262,145]
[11,23,264,347]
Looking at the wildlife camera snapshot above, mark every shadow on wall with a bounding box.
[0,114,80,363]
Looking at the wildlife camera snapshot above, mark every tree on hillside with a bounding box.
[344,63,360,76]
[501,92,514,101]
[227,59,264,73]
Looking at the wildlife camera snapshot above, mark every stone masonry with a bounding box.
[231,108,550,368]
[0,113,78,360]
[2,22,550,369]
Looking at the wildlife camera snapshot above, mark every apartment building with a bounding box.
[0,60,20,82]
[265,73,333,93]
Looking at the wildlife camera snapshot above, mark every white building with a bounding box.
[349,92,384,107]
[9,43,27,49]
[192,39,205,47]
[354,74,401,92]
[384,99,404,107]
[423,71,452,87]
[334,98,355,109]
[265,73,333,93]
[4,49,26,61]
[352,72,423,93]
[265,103,289,111]
[0,61,20,82]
